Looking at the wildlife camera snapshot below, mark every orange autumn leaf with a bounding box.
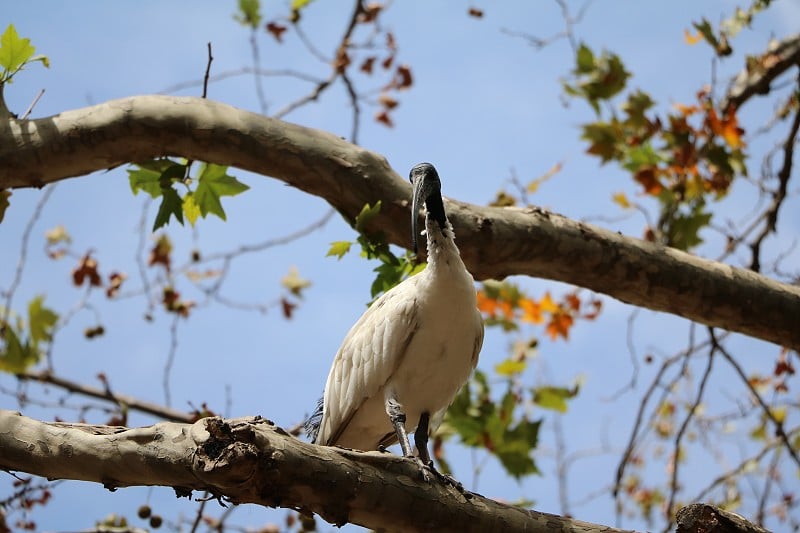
[707,107,744,149]
[519,297,544,324]
[683,29,702,45]
[476,290,499,317]
[565,293,581,312]
[634,166,663,195]
[546,312,574,341]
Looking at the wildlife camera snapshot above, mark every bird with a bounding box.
[306,162,484,474]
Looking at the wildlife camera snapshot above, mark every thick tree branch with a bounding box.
[0,409,637,533]
[1,95,799,349]
[722,33,800,111]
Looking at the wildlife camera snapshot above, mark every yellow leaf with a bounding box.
[183,192,201,227]
[771,405,787,424]
[684,29,702,45]
[281,266,311,297]
[495,359,527,376]
[612,192,631,209]
[45,224,71,245]
[539,292,558,314]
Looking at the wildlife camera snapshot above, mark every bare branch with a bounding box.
[17,371,194,423]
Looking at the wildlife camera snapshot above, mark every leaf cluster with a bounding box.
[128,159,249,231]
[0,296,58,373]
[0,24,49,86]
[327,201,424,301]
[565,43,747,250]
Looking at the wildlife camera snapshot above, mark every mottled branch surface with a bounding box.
[0,410,634,533]
[2,95,799,349]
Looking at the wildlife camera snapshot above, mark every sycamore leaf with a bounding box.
[0,24,35,75]
[355,201,382,233]
[291,0,315,10]
[495,359,527,376]
[153,186,184,231]
[281,266,311,297]
[684,29,702,45]
[194,164,249,221]
[532,385,578,413]
[28,296,58,345]
[45,224,71,245]
[575,43,595,73]
[128,159,186,199]
[326,240,352,259]
[0,325,38,374]
[182,192,201,227]
[612,192,632,209]
[234,0,261,28]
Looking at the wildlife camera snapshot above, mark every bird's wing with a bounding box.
[318,278,421,446]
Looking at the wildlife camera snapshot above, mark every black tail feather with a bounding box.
[304,396,324,443]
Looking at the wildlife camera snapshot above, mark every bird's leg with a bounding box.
[414,411,466,492]
[386,398,414,458]
[414,412,433,467]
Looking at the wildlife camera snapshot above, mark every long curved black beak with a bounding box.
[410,163,440,255]
[411,171,424,256]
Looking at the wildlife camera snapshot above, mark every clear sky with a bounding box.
[2,1,797,531]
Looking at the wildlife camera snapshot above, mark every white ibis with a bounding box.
[306,162,484,474]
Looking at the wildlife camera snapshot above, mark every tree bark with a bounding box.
[0,409,636,533]
[1,95,799,350]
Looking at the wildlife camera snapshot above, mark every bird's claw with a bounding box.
[409,457,466,493]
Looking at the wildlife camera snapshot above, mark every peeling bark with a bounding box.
[0,410,636,533]
[1,95,799,349]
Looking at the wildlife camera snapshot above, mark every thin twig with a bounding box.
[17,370,193,422]
[750,91,800,271]
[20,89,45,120]
[2,185,56,328]
[663,343,716,532]
[203,42,214,99]
[710,329,800,471]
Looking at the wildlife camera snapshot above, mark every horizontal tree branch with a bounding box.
[0,409,637,533]
[1,96,799,349]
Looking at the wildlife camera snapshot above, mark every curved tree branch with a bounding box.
[0,409,638,533]
[1,95,799,349]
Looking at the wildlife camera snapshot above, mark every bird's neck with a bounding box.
[424,214,463,273]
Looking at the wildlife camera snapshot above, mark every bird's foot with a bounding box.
[410,457,467,493]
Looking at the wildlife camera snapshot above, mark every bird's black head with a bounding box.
[410,162,447,255]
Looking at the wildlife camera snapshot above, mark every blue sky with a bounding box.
[2,1,798,531]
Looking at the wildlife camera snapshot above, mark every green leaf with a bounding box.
[495,359,527,377]
[0,324,38,374]
[575,43,595,73]
[128,160,186,199]
[0,189,10,224]
[128,167,163,198]
[291,0,315,10]
[183,192,201,227]
[665,205,712,250]
[355,201,382,233]
[532,385,578,413]
[234,0,262,28]
[153,186,184,231]
[692,19,719,50]
[326,240,352,259]
[193,164,249,221]
[0,24,35,75]
[28,296,58,345]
